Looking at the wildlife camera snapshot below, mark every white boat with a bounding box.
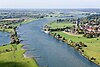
[44,31,50,34]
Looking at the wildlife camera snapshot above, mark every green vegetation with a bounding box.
[0,29,14,33]
[0,18,39,67]
[52,31,100,65]
[10,18,37,27]
[47,21,75,29]
[0,18,37,33]
[47,20,100,65]
[0,44,38,67]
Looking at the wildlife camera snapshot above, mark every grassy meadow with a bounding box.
[47,21,75,29]
[0,44,38,67]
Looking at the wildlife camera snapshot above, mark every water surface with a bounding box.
[0,32,10,45]
[17,18,100,67]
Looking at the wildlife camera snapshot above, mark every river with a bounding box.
[17,18,100,67]
[0,32,10,46]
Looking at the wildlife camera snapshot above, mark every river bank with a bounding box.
[44,18,100,66]
[48,31,100,66]
[0,44,38,67]
[0,18,37,33]
[17,18,100,67]
[0,18,39,67]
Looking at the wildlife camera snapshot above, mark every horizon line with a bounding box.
[0,7,100,9]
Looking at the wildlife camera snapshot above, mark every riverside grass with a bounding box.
[52,31,100,65]
[47,21,75,29]
[0,29,14,33]
[0,18,37,33]
[0,18,39,67]
[0,44,38,67]
[10,18,37,26]
[47,21,100,65]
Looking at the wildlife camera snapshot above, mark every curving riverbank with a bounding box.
[0,44,38,67]
[17,18,100,67]
[0,19,39,67]
[48,31,100,66]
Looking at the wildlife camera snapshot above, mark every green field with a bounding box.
[0,44,38,67]
[53,31,100,64]
[0,18,39,67]
[0,18,37,33]
[10,18,37,27]
[0,29,14,33]
[47,21,75,29]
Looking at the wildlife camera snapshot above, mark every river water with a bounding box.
[0,32,10,46]
[17,18,100,67]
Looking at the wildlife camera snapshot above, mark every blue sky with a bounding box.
[0,0,100,9]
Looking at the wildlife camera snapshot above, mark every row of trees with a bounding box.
[57,19,65,22]
[51,33,87,50]
[83,31,100,38]
[48,27,71,32]
[10,27,20,44]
